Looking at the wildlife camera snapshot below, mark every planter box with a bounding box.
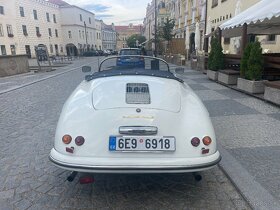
[218,69,239,85]
[207,70,218,81]
[237,78,265,94]
[264,81,280,105]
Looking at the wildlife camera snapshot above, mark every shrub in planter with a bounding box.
[241,41,263,80]
[238,41,265,93]
[247,41,263,81]
[207,36,224,71]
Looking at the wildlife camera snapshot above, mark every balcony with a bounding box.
[37,33,41,37]
[8,33,14,38]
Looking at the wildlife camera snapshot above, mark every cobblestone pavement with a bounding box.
[0,62,250,209]
[174,67,280,208]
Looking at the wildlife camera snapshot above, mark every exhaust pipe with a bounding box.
[192,172,202,182]
[67,171,78,182]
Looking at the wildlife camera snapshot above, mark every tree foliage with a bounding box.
[207,36,224,71]
[240,43,253,78]
[160,18,176,42]
[247,41,263,80]
[126,34,146,48]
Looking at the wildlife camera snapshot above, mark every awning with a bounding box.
[220,0,280,38]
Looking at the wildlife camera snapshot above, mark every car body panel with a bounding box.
[50,56,221,173]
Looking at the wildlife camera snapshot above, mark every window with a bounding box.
[68,31,72,38]
[53,14,56,23]
[55,29,58,37]
[22,25,28,36]
[212,0,218,8]
[89,17,91,24]
[7,24,13,37]
[82,31,84,39]
[0,24,3,36]
[19,7,25,17]
[80,14,82,21]
[267,34,276,42]
[0,6,4,15]
[48,28,52,37]
[1,45,6,55]
[33,10,38,20]
[60,46,63,53]
[36,27,41,36]
[50,44,53,53]
[224,38,230,44]
[10,45,16,55]
[79,30,81,38]
[46,12,50,22]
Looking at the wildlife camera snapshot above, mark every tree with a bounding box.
[247,41,263,80]
[126,34,146,48]
[161,18,176,42]
[207,36,224,70]
[240,43,253,78]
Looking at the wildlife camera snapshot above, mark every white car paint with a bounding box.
[49,57,221,173]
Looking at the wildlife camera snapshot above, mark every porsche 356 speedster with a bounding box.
[49,56,221,176]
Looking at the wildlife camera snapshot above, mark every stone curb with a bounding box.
[218,146,280,210]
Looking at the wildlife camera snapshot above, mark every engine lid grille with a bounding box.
[126,83,150,104]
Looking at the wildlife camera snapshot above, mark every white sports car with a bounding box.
[49,56,221,177]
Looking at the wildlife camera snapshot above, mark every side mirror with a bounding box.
[82,66,92,73]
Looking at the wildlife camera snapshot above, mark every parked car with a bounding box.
[82,50,98,57]
[49,56,221,178]
[97,50,104,56]
[117,48,144,67]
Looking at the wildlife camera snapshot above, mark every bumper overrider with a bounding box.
[49,148,221,173]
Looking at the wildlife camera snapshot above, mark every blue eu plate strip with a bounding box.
[109,136,116,151]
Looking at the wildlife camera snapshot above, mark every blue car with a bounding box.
[117,48,145,67]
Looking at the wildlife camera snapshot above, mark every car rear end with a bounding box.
[50,76,221,173]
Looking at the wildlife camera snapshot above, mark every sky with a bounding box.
[64,0,151,25]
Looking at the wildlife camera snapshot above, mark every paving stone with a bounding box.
[194,90,230,101]
[267,113,280,121]
[216,89,250,99]
[204,100,259,117]
[0,189,14,199]
[188,83,210,90]
[234,98,280,114]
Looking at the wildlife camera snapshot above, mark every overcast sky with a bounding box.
[64,0,151,25]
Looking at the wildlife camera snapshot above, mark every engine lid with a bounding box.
[92,76,181,113]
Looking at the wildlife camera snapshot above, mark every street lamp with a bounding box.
[154,0,158,57]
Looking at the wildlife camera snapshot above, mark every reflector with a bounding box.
[203,136,212,146]
[79,176,94,184]
[62,135,72,144]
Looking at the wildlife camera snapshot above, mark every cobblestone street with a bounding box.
[0,59,251,210]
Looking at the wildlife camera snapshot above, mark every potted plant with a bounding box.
[207,36,224,81]
[237,41,265,94]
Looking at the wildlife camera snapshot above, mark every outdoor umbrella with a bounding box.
[205,16,212,50]
[195,21,201,53]
[232,0,242,54]
[185,25,190,59]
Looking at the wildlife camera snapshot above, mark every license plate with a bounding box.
[109,136,176,151]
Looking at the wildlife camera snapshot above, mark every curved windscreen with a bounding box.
[99,56,170,72]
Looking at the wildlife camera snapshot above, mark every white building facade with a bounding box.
[0,0,64,57]
[101,21,117,50]
[95,19,102,50]
[59,5,96,56]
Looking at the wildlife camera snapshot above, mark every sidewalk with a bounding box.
[174,66,280,209]
[0,57,100,94]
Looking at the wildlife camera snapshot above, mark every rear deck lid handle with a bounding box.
[119,126,158,135]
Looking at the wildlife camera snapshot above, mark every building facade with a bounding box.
[95,19,102,50]
[59,4,96,56]
[0,0,63,57]
[207,0,280,54]
[115,24,143,50]
[101,21,117,50]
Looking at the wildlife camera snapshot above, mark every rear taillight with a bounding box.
[75,136,85,146]
[62,135,72,144]
[203,136,212,146]
[191,137,200,147]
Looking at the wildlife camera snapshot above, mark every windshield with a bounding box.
[99,56,170,72]
[119,49,142,55]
